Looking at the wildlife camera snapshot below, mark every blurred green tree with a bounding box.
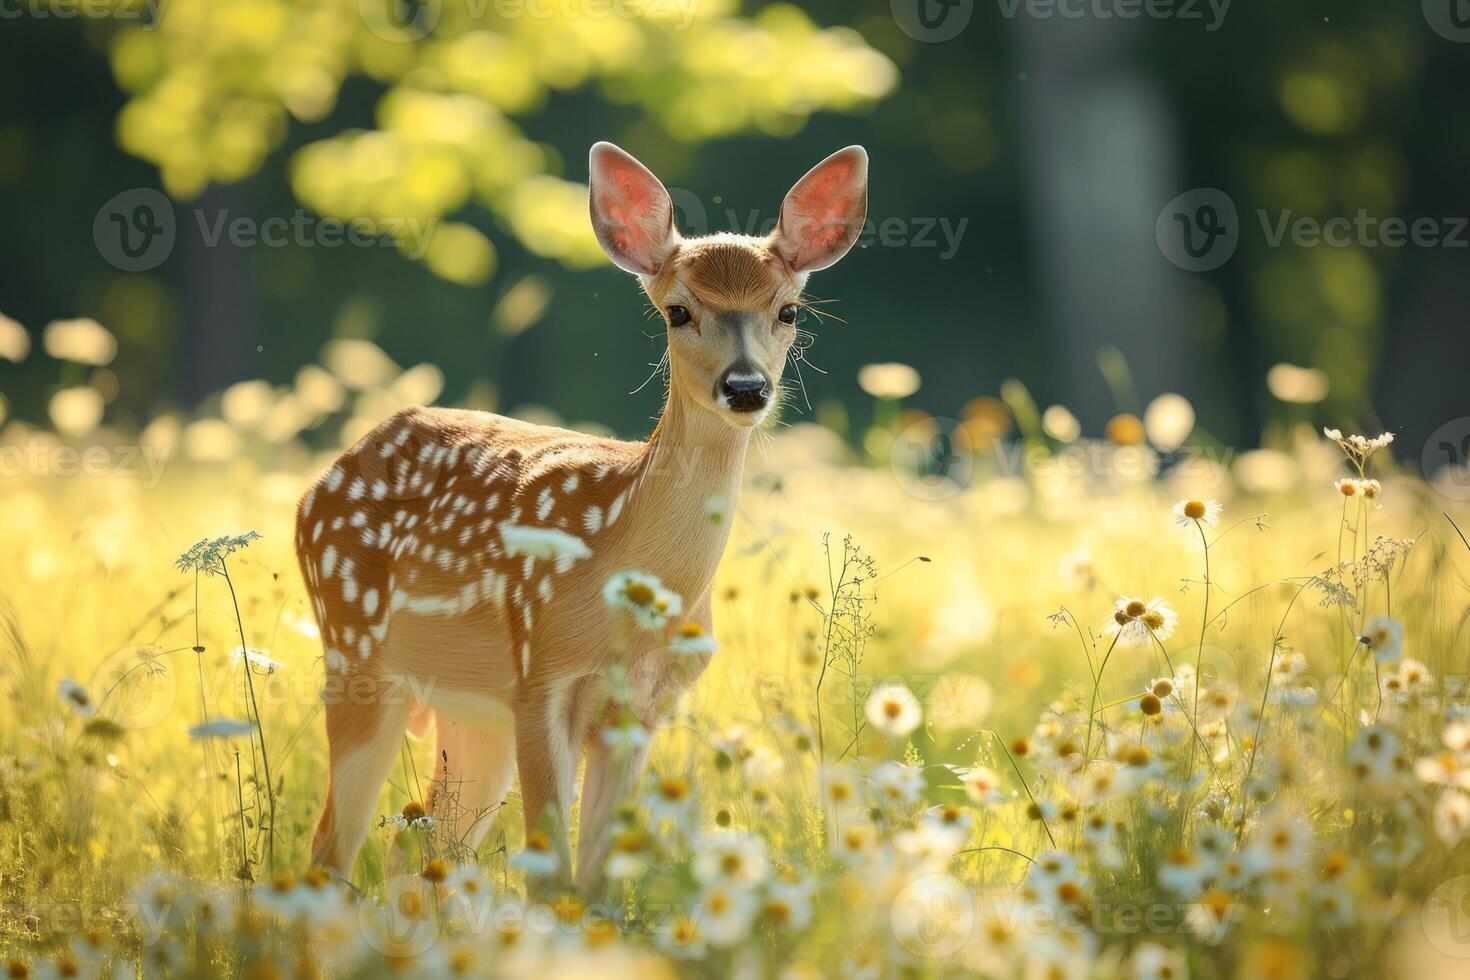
[101,0,896,285]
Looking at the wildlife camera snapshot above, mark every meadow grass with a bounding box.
[2,407,1469,978]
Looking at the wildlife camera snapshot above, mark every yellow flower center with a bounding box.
[625,583,655,606]
[1184,500,1206,520]
[1125,600,1147,618]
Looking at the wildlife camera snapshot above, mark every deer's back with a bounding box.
[295,407,646,677]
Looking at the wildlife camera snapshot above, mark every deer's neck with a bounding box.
[615,390,751,605]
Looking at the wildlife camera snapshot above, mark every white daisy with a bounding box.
[603,570,683,630]
[669,621,719,656]
[1362,616,1404,664]
[1104,596,1178,647]
[959,765,1006,805]
[692,830,769,888]
[864,682,923,737]
[1173,498,1222,528]
[500,524,591,560]
[508,831,559,879]
[697,883,760,948]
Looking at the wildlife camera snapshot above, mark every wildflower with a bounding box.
[509,830,559,879]
[231,646,283,675]
[606,828,654,880]
[188,718,254,741]
[831,820,879,867]
[1244,809,1311,880]
[659,912,707,960]
[1310,881,1355,927]
[1023,850,1088,911]
[1383,658,1435,704]
[864,682,923,737]
[1058,546,1097,591]
[253,869,348,924]
[821,765,861,810]
[1159,846,1216,899]
[669,621,718,656]
[174,532,261,577]
[692,830,769,889]
[1173,498,1222,528]
[1361,616,1404,664]
[764,877,815,930]
[1322,427,1394,469]
[703,496,730,524]
[871,760,924,806]
[1132,942,1189,980]
[601,717,650,752]
[441,864,493,924]
[1346,725,1405,799]
[1105,596,1178,647]
[57,679,95,719]
[893,820,967,863]
[1334,477,1385,501]
[603,570,683,630]
[959,765,1006,805]
[1433,790,1470,845]
[1185,889,1238,943]
[648,774,696,824]
[697,883,760,947]
[499,524,591,560]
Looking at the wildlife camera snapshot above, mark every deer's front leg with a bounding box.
[574,599,715,893]
[514,678,579,889]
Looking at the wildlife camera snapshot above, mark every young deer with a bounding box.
[297,142,868,888]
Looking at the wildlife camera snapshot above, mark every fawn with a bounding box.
[297,141,868,888]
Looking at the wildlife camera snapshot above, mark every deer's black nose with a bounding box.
[718,370,770,413]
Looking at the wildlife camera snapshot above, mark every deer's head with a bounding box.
[589,142,868,427]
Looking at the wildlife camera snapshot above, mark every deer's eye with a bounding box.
[778,304,799,324]
[666,305,691,327]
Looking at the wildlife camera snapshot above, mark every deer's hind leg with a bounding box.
[428,715,517,853]
[312,673,413,877]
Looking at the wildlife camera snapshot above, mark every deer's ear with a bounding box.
[773,145,868,273]
[589,142,677,276]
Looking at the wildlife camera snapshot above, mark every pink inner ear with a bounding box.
[789,161,859,247]
[596,158,663,257]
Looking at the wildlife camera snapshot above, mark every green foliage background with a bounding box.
[0,0,1466,450]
